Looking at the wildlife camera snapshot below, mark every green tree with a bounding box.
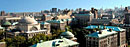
[13,36,26,47]
[5,36,26,47]
[51,29,64,39]
[5,38,13,47]
[0,31,5,40]
[27,34,51,46]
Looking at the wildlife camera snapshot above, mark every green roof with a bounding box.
[86,29,117,38]
[47,20,64,23]
[30,38,79,47]
[85,25,125,31]
[75,13,94,16]
[3,21,11,25]
[40,22,50,25]
[61,31,74,37]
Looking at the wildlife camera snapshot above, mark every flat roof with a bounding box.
[86,29,117,38]
[85,25,125,31]
[30,38,79,47]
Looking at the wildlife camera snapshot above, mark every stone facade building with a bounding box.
[86,29,118,47]
[6,16,50,38]
[124,13,130,24]
[74,11,94,26]
[85,25,127,47]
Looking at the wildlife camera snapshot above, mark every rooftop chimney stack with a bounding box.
[109,29,112,32]
[99,31,102,34]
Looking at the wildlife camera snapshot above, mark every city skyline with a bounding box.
[0,0,130,12]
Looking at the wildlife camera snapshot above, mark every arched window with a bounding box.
[30,26,38,31]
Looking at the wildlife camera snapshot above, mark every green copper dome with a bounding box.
[3,21,11,25]
[61,31,74,37]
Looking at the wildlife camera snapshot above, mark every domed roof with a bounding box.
[3,21,11,25]
[19,17,38,24]
[61,31,74,38]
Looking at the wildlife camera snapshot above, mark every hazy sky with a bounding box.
[0,0,130,12]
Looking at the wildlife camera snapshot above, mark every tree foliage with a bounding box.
[5,36,26,47]
[27,34,52,46]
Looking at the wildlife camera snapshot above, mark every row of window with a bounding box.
[27,32,47,36]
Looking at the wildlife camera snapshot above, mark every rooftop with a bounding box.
[75,13,94,16]
[40,22,50,25]
[86,29,117,38]
[19,16,38,24]
[46,18,76,23]
[3,21,11,25]
[85,25,125,31]
[30,38,79,47]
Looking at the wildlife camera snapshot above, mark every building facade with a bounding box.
[6,16,50,38]
[86,29,118,47]
[85,25,127,47]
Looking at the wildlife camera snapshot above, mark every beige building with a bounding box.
[86,29,118,47]
[6,16,50,38]
[30,38,79,47]
[3,17,21,23]
[88,19,121,25]
[74,11,94,26]
[85,25,127,47]
[0,16,12,25]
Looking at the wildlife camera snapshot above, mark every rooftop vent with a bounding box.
[109,29,112,32]
[104,26,106,29]
[58,40,63,43]
[99,31,102,34]
[56,44,60,46]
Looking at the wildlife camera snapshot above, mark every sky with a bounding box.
[0,0,130,12]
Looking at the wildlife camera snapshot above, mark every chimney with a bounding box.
[104,26,106,29]
[99,31,102,34]
[109,29,112,32]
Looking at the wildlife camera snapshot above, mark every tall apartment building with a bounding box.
[52,8,57,13]
[90,8,98,19]
[85,25,127,47]
[86,29,118,47]
[124,13,130,24]
[0,11,5,16]
[74,11,94,26]
[88,18,120,25]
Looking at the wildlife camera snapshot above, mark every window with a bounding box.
[30,26,38,31]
